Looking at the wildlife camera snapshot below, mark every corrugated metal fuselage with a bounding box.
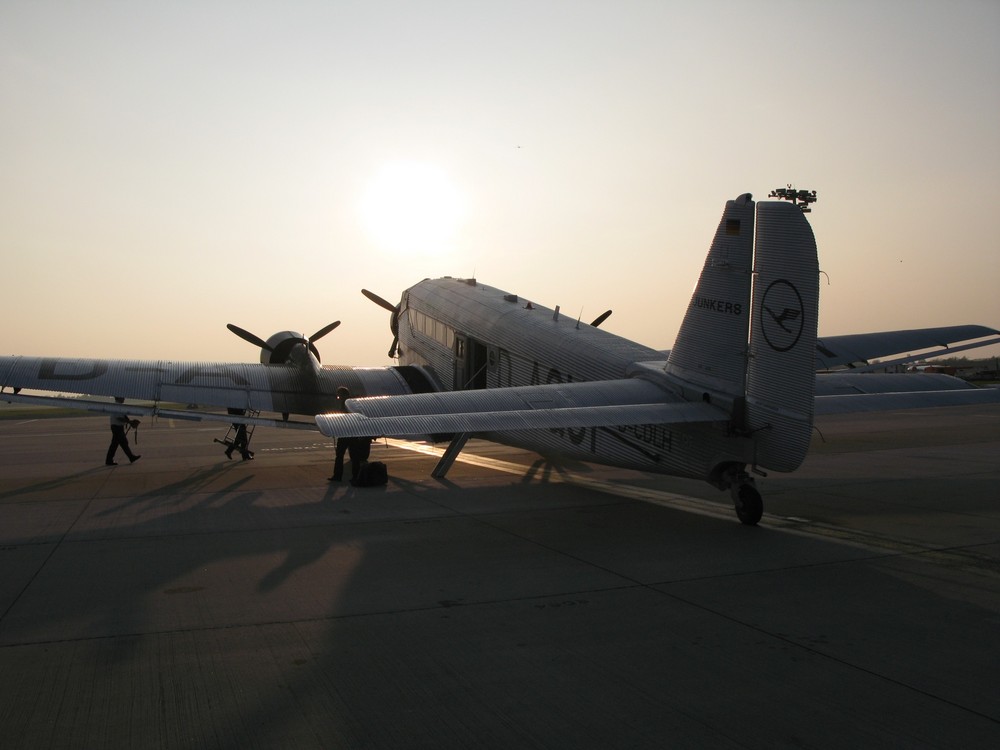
[394,277,755,481]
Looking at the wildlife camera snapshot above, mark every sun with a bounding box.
[359,161,467,256]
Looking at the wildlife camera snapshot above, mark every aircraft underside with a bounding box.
[470,420,764,524]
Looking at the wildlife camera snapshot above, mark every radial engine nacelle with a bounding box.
[260,331,319,365]
[227,321,340,366]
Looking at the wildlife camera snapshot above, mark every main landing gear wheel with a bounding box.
[732,483,763,526]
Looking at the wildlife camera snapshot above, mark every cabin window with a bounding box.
[408,308,455,348]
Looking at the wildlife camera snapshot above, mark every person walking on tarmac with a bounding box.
[329,386,352,481]
[107,411,141,466]
[225,421,254,461]
[223,408,254,461]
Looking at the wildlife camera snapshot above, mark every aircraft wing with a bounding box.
[0,355,418,420]
[816,386,1000,414]
[815,325,1000,371]
[815,371,982,395]
[634,326,999,372]
[0,390,320,429]
[316,378,729,438]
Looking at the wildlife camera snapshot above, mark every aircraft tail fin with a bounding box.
[743,200,819,471]
[666,194,818,473]
[664,193,755,398]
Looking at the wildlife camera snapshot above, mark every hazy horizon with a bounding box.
[3,1,998,366]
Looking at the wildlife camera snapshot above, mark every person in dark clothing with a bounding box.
[326,387,377,483]
[225,422,253,461]
[330,437,351,481]
[346,436,373,483]
[107,413,141,465]
[329,386,351,482]
[331,435,373,482]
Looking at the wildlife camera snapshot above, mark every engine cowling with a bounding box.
[260,331,319,365]
[227,321,339,366]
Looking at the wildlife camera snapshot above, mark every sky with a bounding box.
[2,0,999,367]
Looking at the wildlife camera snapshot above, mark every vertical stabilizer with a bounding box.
[665,194,755,398]
[744,201,819,472]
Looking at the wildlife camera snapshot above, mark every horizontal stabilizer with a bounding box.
[316,400,727,439]
[347,378,671,417]
[316,377,729,438]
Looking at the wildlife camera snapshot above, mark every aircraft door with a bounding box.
[469,340,488,389]
[454,334,489,390]
[454,335,467,390]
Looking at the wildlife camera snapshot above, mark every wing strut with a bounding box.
[432,433,471,479]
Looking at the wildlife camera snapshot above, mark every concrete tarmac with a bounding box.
[0,404,997,749]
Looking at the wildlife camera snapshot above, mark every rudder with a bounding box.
[744,200,819,472]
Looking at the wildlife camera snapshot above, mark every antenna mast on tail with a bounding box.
[769,185,817,212]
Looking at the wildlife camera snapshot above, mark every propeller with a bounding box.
[590,310,613,328]
[227,321,341,364]
[361,289,398,314]
[308,320,341,342]
[362,289,401,358]
[227,323,273,352]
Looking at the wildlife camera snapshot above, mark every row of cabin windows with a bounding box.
[408,308,456,350]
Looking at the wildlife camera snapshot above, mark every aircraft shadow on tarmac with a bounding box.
[1,428,999,747]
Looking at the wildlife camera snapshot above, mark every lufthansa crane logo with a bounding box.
[760,279,804,352]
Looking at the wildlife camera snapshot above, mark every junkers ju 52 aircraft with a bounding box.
[3,189,999,524]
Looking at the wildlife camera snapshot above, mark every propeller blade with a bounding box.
[590,310,613,328]
[362,288,399,313]
[363,289,401,359]
[309,320,341,343]
[227,323,273,351]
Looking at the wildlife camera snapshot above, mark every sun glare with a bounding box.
[360,162,466,256]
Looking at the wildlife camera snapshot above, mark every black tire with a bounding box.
[734,484,763,526]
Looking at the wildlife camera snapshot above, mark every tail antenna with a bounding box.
[769,185,817,213]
